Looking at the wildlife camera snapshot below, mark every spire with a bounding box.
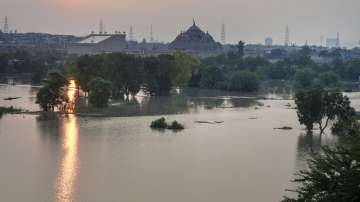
[4,16,9,34]
[285,25,290,46]
[129,25,134,41]
[150,24,154,43]
[193,19,196,26]
[336,32,340,47]
[99,19,104,34]
[221,22,226,44]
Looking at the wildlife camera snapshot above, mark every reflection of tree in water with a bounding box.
[228,98,259,108]
[36,113,62,142]
[297,133,323,155]
[76,88,264,117]
[295,132,338,171]
[189,97,225,110]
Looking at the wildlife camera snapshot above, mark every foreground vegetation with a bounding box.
[283,89,360,201]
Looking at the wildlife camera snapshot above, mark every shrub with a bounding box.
[150,117,168,129]
[150,118,185,130]
[167,121,185,130]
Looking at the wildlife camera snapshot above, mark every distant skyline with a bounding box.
[1,0,360,47]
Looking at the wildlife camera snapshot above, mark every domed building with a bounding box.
[169,20,222,56]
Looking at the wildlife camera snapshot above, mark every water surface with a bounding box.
[0,85,343,202]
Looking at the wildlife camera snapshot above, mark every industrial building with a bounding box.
[67,33,127,55]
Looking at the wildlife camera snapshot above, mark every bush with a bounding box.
[150,117,168,129]
[167,121,185,130]
[150,118,185,130]
[227,70,260,92]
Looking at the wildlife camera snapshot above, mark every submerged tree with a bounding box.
[36,72,67,112]
[295,89,356,135]
[143,54,177,96]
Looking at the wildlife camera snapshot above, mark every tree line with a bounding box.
[0,48,67,83]
[202,44,360,90]
[65,52,202,108]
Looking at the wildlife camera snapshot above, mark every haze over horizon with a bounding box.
[1,0,360,47]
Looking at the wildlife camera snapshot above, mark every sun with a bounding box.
[63,0,91,7]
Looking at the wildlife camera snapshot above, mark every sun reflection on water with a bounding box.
[66,80,78,113]
[56,115,79,202]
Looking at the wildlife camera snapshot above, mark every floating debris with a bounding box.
[3,97,21,101]
[195,121,224,124]
[274,126,293,130]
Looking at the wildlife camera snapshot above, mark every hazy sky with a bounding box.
[1,0,360,46]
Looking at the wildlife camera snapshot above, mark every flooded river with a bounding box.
[0,84,348,202]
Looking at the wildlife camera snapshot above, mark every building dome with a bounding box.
[169,21,222,54]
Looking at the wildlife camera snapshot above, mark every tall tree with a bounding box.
[36,72,67,112]
[295,89,357,135]
[88,78,112,108]
[173,52,200,88]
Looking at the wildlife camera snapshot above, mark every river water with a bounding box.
[0,84,349,202]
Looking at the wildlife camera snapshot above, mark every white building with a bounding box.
[67,33,127,55]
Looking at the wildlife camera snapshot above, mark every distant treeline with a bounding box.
[2,45,360,93]
[67,45,360,97]
[202,45,360,90]
[67,52,201,97]
[0,48,67,83]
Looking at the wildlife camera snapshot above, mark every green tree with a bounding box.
[265,65,287,80]
[295,89,356,135]
[143,55,176,96]
[36,72,67,112]
[104,53,144,98]
[282,145,360,202]
[199,65,224,89]
[74,55,106,94]
[293,68,316,90]
[227,70,260,92]
[319,72,340,87]
[173,52,200,88]
[88,78,112,108]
